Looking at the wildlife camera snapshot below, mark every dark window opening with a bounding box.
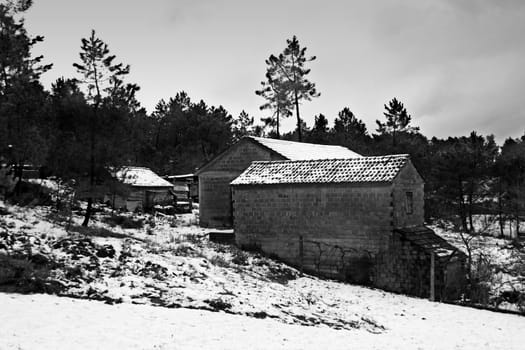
[406,192,413,214]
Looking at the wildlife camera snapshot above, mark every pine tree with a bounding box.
[232,110,255,141]
[308,114,329,144]
[255,61,292,138]
[495,135,525,236]
[73,30,131,107]
[264,35,319,142]
[46,77,91,180]
[334,108,367,139]
[376,98,419,147]
[332,107,369,153]
[73,29,134,226]
[147,93,234,174]
[0,1,52,186]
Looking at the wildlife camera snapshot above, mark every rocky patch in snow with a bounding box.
[0,201,385,332]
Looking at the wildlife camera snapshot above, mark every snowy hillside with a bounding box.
[1,284,524,349]
[1,199,524,349]
[0,200,384,331]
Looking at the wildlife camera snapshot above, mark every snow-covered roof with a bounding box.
[231,155,409,185]
[166,173,195,180]
[195,136,362,175]
[249,137,362,160]
[115,167,173,188]
[173,184,189,192]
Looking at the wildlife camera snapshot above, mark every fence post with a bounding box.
[299,235,304,275]
[430,252,435,301]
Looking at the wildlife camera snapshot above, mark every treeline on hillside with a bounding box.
[0,1,524,234]
[283,100,525,238]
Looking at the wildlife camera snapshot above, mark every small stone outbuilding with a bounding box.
[106,167,174,212]
[231,155,466,300]
[196,136,361,228]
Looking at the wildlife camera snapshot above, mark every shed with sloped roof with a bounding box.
[195,136,362,228]
[231,155,466,300]
[106,167,174,212]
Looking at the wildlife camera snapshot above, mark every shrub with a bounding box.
[8,181,52,206]
[168,233,183,244]
[231,250,249,266]
[169,217,179,228]
[205,297,232,311]
[172,243,195,256]
[103,215,144,229]
[185,234,204,244]
[146,217,156,228]
[209,254,231,268]
[0,254,61,294]
[267,263,299,284]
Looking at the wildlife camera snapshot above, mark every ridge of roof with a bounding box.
[250,153,410,164]
[231,154,411,186]
[195,136,362,175]
[248,136,362,160]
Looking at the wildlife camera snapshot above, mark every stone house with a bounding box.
[196,136,362,228]
[105,167,174,212]
[231,155,466,300]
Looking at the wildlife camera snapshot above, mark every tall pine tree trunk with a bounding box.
[294,89,301,142]
[458,178,469,232]
[498,179,504,238]
[82,107,97,227]
[517,181,522,236]
[82,197,93,226]
[276,109,280,138]
[467,188,474,232]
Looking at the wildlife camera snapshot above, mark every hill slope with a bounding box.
[0,200,524,349]
[1,289,524,349]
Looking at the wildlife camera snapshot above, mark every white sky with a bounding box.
[23,0,525,143]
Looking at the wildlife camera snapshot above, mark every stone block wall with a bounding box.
[199,171,238,227]
[392,162,425,228]
[232,183,393,282]
[209,139,282,172]
[375,232,466,300]
[199,139,285,228]
[375,233,435,297]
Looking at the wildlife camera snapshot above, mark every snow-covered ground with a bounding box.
[1,292,524,350]
[1,196,524,349]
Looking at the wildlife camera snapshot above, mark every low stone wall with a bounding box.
[375,233,436,297]
[375,232,466,300]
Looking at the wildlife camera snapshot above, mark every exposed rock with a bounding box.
[96,244,115,258]
[29,253,50,266]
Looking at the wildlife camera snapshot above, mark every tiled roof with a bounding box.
[231,155,409,185]
[394,226,466,259]
[249,137,362,160]
[115,167,174,188]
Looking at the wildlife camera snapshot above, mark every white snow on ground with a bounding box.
[0,292,524,350]
[1,197,524,349]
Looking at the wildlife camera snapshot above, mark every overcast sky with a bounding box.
[23,0,525,143]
